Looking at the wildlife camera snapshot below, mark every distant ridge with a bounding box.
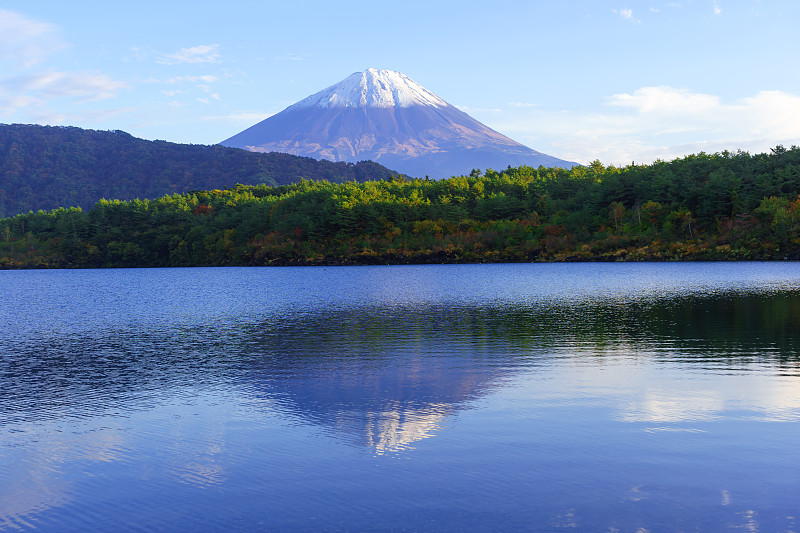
[0,123,396,217]
[221,68,578,178]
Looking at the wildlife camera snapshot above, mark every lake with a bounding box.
[2,262,800,531]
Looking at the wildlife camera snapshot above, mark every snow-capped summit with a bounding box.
[292,68,448,109]
[221,69,576,177]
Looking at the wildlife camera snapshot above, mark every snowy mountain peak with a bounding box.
[221,68,578,177]
[291,68,449,109]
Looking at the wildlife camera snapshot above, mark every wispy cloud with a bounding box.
[455,104,502,113]
[276,53,306,62]
[0,8,65,68]
[196,94,222,104]
[712,1,722,15]
[158,74,222,101]
[202,112,273,123]
[613,8,640,22]
[0,71,128,113]
[168,75,219,84]
[157,45,221,65]
[0,9,129,124]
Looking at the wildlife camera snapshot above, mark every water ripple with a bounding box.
[2,263,800,531]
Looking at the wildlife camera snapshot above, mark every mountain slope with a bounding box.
[221,68,577,177]
[0,123,397,217]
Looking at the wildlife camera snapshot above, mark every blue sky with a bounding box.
[1,0,799,165]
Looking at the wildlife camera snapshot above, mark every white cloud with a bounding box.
[0,8,65,69]
[713,1,722,15]
[737,90,800,138]
[607,86,800,141]
[613,8,640,22]
[157,45,221,65]
[608,86,720,115]
[480,86,800,166]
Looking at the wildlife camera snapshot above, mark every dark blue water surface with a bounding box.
[2,263,800,531]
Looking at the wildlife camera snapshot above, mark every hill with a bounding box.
[221,68,578,178]
[2,146,800,269]
[0,123,397,217]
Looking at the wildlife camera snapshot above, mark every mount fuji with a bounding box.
[220,68,577,178]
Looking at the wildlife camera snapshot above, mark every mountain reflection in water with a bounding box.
[6,289,800,450]
[237,306,525,453]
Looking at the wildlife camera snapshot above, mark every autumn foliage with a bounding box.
[3,146,800,268]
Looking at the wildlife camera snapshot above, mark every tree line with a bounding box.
[2,146,800,268]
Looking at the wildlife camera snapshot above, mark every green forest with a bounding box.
[0,124,395,216]
[2,146,800,268]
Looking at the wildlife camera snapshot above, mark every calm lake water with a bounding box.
[2,263,800,531]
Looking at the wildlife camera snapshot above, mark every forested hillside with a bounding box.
[0,124,396,217]
[2,146,800,268]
